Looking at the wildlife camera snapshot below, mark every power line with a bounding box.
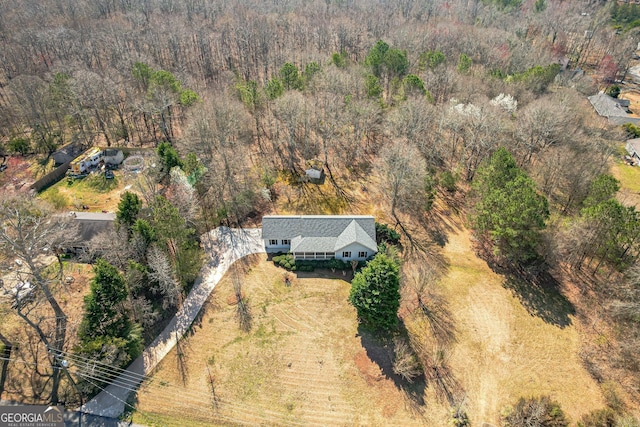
[0,349,357,424]
[0,354,305,425]
[50,350,311,424]
[72,368,300,426]
[51,348,310,420]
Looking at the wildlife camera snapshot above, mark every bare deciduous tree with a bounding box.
[378,140,427,223]
[147,244,181,309]
[0,196,77,404]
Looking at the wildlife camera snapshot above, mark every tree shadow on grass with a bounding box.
[490,258,575,328]
[425,360,465,407]
[472,238,575,328]
[175,333,191,386]
[357,326,426,414]
[417,293,457,348]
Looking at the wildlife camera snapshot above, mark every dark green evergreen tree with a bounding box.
[157,141,182,173]
[116,191,142,228]
[470,148,549,263]
[349,252,400,331]
[78,259,142,366]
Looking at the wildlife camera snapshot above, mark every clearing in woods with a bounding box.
[38,169,142,212]
[132,255,425,426]
[434,221,603,425]
[132,221,604,426]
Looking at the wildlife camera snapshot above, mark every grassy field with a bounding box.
[133,219,605,425]
[133,256,426,426]
[432,224,603,425]
[39,169,140,212]
[611,157,640,207]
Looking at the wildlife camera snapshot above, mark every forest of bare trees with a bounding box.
[2,0,640,423]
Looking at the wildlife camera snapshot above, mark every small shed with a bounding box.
[626,138,640,163]
[52,142,85,165]
[305,167,323,180]
[304,160,325,184]
[102,149,124,166]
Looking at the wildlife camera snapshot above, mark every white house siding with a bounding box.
[626,140,640,162]
[335,242,374,261]
[264,241,291,253]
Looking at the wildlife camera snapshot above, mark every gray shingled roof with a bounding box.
[263,215,377,253]
[627,138,640,156]
[609,116,640,126]
[588,92,630,119]
[72,212,116,242]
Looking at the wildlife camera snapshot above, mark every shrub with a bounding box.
[273,253,296,270]
[577,408,616,427]
[392,336,422,382]
[623,123,640,138]
[440,170,458,193]
[501,396,569,427]
[375,222,401,245]
[607,85,621,98]
[273,254,357,272]
[326,258,350,270]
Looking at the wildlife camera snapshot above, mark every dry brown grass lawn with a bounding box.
[133,225,606,426]
[431,219,604,425]
[129,171,612,425]
[133,255,428,426]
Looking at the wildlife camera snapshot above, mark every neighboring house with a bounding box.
[626,138,640,163]
[262,215,377,261]
[69,212,116,253]
[588,92,640,126]
[102,149,124,166]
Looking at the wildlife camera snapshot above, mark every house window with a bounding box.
[281,239,291,245]
[342,251,351,258]
[269,239,278,245]
[358,251,367,258]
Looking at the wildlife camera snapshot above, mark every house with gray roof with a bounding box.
[69,212,116,253]
[262,215,377,261]
[626,138,640,163]
[588,92,640,126]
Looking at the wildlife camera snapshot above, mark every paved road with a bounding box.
[81,227,265,419]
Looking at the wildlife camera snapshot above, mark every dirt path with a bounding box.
[438,227,604,425]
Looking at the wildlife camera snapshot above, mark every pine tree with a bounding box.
[349,252,400,331]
